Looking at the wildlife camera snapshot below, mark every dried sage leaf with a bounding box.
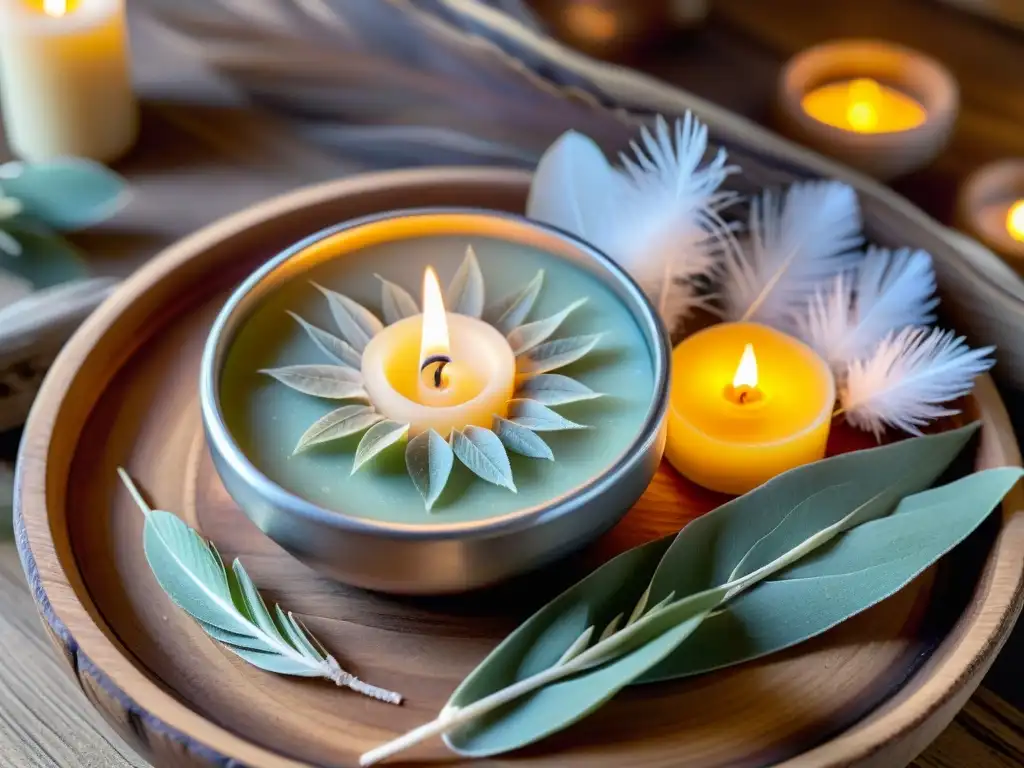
[508,399,587,431]
[312,283,383,351]
[352,420,410,474]
[493,416,553,460]
[516,334,603,377]
[446,245,485,318]
[294,405,383,454]
[288,311,362,369]
[405,429,455,511]
[377,274,419,325]
[486,269,544,333]
[515,374,602,406]
[451,426,516,492]
[261,365,367,400]
[506,298,587,356]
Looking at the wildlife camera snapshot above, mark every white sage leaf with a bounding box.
[451,426,516,492]
[352,420,410,474]
[377,274,419,325]
[485,269,544,333]
[493,416,554,460]
[405,429,455,511]
[515,374,603,406]
[516,334,603,376]
[261,365,367,400]
[294,405,384,454]
[311,282,383,351]
[508,399,588,431]
[506,298,587,355]
[446,245,485,317]
[288,311,362,369]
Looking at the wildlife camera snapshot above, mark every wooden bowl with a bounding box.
[15,168,1024,768]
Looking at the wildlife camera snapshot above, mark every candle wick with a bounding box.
[739,390,748,405]
[420,354,452,389]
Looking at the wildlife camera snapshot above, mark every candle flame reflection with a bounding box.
[43,0,67,17]
[845,79,880,133]
[733,344,758,389]
[419,267,450,367]
[1007,200,1024,244]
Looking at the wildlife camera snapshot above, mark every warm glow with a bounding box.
[732,343,758,389]
[801,78,927,134]
[419,267,450,367]
[845,79,880,133]
[1007,200,1024,243]
[564,5,619,42]
[43,0,67,17]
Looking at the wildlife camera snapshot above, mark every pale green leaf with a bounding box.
[0,158,129,230]
[493,416,553,460]
[274,606,325,661]
[312,283,383,351]
[506,298,587,355]
[288,311,362,368]
[231,559,287,643]
[485,269,544,333]
[377,274,419,324]
[507,399,587,431]
[261,365,367,400]
[450,426,516,492]
[405,429,454,511]
[516,334,602,376]
[352,420,410,474]
[446,245,485,317]
[294,405,383,453]
[194,619,268,652]
[514,374,602,406]
[228,648,325,677]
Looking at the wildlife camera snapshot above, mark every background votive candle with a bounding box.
[957,159,1024,274]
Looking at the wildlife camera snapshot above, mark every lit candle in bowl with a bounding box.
[776,39,958,179]
[665,322,835,496]
[0,0,137,163]
[956,159,1024,274]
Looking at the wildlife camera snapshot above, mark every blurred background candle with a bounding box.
[801,77,927,134]
[0,0,137,163]
[957,159,1024,274]
[665,322,835,495]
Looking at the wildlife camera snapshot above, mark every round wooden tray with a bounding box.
[15,168,1024,768]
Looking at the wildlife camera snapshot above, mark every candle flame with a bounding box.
[732,344,758,389]
[1008,200,1024,244]
[43,0,67,17]
[419,267,450,365]
[846,78,880,133]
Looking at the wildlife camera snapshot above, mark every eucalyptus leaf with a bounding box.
[0,158,129,230]
[516,334,603,377]
[451,426,516,492]
[493,416,554,460]
[486,269,544,333]
[261,364,367,400]
[294,405,383,454]
[506,298,587,355]
[288,311,362,368]
[405,429,455,511]
[507,399,587,431]
[514,374,602,406]
[312,283,383,351]
[377,274,419,324]
[352,420,410,474]
[447,245,485,317]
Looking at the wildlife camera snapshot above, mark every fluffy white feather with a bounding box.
[842,327,994,438]
[795,247,939,368]
[722,181,863,329]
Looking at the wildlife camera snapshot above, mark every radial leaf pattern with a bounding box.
[262,247,605,511]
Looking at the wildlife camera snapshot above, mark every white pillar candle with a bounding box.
[0,0,137,163]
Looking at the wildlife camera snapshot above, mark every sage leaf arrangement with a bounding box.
[359,424,1022,764]
[117,469,402,705]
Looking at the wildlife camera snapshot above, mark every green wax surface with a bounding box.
[221,234,655,525]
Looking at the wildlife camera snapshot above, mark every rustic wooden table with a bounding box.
[4,0,1024,764]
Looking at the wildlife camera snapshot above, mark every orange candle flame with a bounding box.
[1007,200,1024,244]
[732,343,759,389]
[43,0,67,17]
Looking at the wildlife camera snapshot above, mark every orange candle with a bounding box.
[802,78,926,134]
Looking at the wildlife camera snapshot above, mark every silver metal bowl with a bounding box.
[200,209,669,594]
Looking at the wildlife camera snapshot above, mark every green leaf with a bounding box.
[0,158,129,230]
[405,429,455,511]
[294,405,383,454]
[493,416,553,460]
[288,312,362,368]
[451,426,516,492]
[311,283,383,351]
[352,420,410,474]
[506,298,587,355]
[447,245,485,317]
[514,374,602,406]
[516,334,602,377]
[260,365,367,400]
[376,274,419,325]
[486,269,544,333]
[231,559,287,643]
[507,399,587,431]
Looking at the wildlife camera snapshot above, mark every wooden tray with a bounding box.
[15,168,1024,768]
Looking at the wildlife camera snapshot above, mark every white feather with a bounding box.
[842,327,994,438]
[795,247,939,368]
[722,181,863,328]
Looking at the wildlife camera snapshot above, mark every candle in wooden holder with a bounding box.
[0,0,137,163]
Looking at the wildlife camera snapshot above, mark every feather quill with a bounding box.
[722,181,863,329]
[795,247,939,368]
[841,328,994,438]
